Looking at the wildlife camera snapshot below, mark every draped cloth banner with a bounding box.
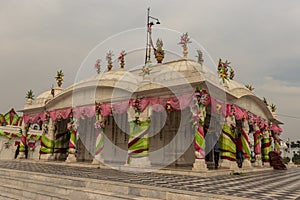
[68,127,77,155]
[220,105,236,162]
[127,120,150,164]
[241,119,251,159]
[94,128,104,161]
[262,130,272,163]
[253,124,262,155]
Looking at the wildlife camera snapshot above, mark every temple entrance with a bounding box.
[76,117,97,162]
[149,108,195,168]
[102,113,129,165]
[53,118,70,161]
[205,113,222,169]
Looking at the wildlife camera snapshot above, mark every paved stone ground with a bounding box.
[0,160,299,200]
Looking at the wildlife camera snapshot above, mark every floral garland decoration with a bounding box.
[140,63,152,77]
[94,59,101,74]
[217,58,235,83]
[192,87,210,127]
[94,102,106,129]
[132,98,142,115]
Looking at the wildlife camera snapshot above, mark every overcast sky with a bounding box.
[0,0,299,141]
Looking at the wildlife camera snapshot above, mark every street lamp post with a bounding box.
[145,7,160,64]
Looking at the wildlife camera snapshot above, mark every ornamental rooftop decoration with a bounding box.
[55,70,64,87]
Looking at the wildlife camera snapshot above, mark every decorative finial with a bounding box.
[155,38,164,63]
[55,70,64,87]
[217,59,234,83]
[178,32,191,58]
[263,97,268,106]
[51,84,55,97]
[94,59,101,74]
[106,50,114,71]
[25,89,35,103]
[245,84,254,91]
[196,49,204,66]
[269,103,277,112]
[118,50,126,69]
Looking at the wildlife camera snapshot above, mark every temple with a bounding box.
[0,32,283,171]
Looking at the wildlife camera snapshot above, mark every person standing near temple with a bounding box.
[236,133,244,168]
[214,136,220,169]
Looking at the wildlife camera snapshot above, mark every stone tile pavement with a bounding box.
[0,160,299,200]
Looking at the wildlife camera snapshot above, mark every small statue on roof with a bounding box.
[196,49,204,66]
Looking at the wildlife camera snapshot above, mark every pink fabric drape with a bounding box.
[234,105,244,120]
[49,107,73,121]
[112,100,131,115]
[271,124,282,134]
[100,104,112,117]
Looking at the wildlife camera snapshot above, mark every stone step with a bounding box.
[0,188,24,200]
[0,170,162,200]
[0,167,226,200]
[0,182,68,200]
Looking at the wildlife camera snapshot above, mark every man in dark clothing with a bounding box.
[25,145,28,159]
[14,144,20,159]
[236,133,244,168]
[214,139,220,169]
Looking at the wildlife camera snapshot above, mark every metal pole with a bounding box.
[145,7,150,64]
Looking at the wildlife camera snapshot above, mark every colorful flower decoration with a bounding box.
[178,32,191,48]
[106,50,114,71]
[217,58,235,83]
[132,98,141,115]
[95,102,101,116]
[94,59,101,74]
[118,50,126,68]
[140,63,152,77]
[194,87,210,107]
[94,119,106,129]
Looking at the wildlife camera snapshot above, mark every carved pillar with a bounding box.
[261,126,272,167]
[17,123,28,159]
[253,123,263,167]
[39,119,55,160]
[66,115,78,163]
[241,119,252,168]
[92,113,106,165]
[219,114,237,169]
[191,105,207,171]
[126,100,151,167]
